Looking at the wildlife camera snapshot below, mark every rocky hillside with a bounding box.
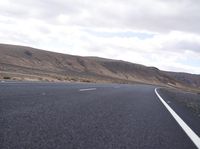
[0,44,199,90]
[165,72,200,88]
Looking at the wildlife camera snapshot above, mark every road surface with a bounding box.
[0,82,199,149]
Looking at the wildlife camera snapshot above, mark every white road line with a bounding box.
[155,88,200,149]
[0,81,24,84]
[79,88,97,92]
[114,86,120,88]
[0,82,16,84]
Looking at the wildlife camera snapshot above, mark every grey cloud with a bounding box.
[0,0,83,21]
[37,26,51,34]
[170,41,200,52]
[1,0,200,33]
[0,30,37,45]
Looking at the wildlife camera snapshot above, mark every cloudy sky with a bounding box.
[0,0,200,74]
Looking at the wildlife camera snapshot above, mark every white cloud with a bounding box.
[0,0,200,74]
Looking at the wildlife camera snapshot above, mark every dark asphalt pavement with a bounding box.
[0,82,198,149]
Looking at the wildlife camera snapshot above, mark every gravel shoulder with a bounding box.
[159,88,200,117]
[158,87,200,137]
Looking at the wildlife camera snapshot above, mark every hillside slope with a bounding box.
[165,71,200,88]
[0,44,199,90]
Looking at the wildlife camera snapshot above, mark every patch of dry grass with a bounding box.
[160,88,200,117]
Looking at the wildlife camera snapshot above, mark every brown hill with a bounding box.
[165,71,200,88]
[0,43,199,91]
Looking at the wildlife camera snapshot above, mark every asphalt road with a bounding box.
[0,82,199,149]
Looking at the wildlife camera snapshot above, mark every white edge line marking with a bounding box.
[79,88,97,92]
[155,88,200,149]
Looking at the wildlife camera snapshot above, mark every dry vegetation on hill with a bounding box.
[0,44,200,92]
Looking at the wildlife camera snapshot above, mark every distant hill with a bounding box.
[0,43,199,91]
[165,71,200,87]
